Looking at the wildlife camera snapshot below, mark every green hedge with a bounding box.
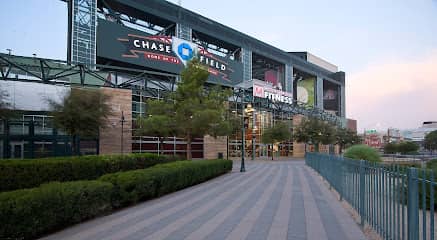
[344,144,382,163]
[426,159,437,170]
[0,159,232,239]
[0,180,113,239]
[0,153,180,192]
[100,159,233,207]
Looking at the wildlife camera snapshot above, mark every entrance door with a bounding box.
[10,142,24,159]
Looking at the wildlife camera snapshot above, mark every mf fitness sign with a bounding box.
[253,80,293,104]
[97,20,242,86]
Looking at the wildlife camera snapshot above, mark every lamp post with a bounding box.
[252,124,256,161]
[240,89,246,172]
[120,111,126,155]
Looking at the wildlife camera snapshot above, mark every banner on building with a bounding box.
[252,80,293,104]
[297,77,315,107]
[97,19,243,86]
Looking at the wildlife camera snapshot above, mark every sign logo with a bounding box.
[178,43,193,60]
[172,37,197,65]
[253,85,265,98]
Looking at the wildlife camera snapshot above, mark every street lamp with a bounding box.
[239,89,246,172]
[252,124,257,161]
[120,111,126,155]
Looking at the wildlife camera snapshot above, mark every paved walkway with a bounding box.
[41,160,367,240]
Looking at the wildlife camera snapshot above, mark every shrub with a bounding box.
[0,159,231,239]
[397,141,420,155]
[344,144,381,162]
[100,159,233,208]
[426,159,437,170]
[0,180,113,239]
[0,153,181,192]
[383,142,398,154]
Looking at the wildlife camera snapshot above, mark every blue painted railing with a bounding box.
[306,152,436,240]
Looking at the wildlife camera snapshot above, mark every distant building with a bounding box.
[404,122,437,148]
[346,119,357,133]
[383,128,401,144]
[363,129,383,149]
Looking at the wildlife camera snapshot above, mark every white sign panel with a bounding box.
[252,81,293,104]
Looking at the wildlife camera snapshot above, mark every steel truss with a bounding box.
[0,54,176,98]
[232,88,341,126]
[0,53,338,125]
[97,0,176,36]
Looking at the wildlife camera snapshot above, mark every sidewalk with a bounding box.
[41,161,367,240]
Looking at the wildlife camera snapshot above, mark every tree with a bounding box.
[344,144,381,162]
[49,88,112,155]
[0,88,14,120]
[293,117,336,152]
[135,100,175,155]
[261,122,291,160]
[383,142,399,154]
[424,130,437,154]
[397,141,420,155]
[139,59,232,160]
[335,127,362,154]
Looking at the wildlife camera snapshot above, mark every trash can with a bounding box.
[218,152,224,159]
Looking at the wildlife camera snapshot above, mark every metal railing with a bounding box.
[306,153,436,240]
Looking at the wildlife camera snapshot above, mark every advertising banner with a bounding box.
[252,80,293,104]
[323,81,340,112]
[297,77,315,107]
[97,19,243,86]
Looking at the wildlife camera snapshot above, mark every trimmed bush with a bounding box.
[0,159,231,239]
[0,153,181,192]
[0,180,113,239]
[344,144,381,162]
[100,159,233,207]
[426,159,437,170]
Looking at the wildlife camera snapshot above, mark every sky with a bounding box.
[0,0,436,132]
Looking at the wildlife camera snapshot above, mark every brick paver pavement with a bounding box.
[40,160,367,240]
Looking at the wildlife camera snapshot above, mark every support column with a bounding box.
[203,135,227,159]
[241,48,252,82]
[340,85,346,118]
[316,76,324,110]
[69,0,97,68]
[99,88,132,155]
[176,23,192,41]
[292,115,306,158]
[285,64,293,93]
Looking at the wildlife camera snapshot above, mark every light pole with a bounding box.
[252,124,256,160]
[120,111,126,155]
[240,89,246,172]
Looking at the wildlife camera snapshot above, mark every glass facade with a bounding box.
[71,0,97,67]
[252,53,286,92]
[228,103,294,158]
[129,75,203,158]
[0,114,98,159]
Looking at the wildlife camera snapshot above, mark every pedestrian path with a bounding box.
[41,161,367,240]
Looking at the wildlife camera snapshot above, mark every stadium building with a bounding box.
[0,0,346,159]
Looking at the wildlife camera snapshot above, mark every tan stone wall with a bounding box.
[203,135,228,159]
[99,87,132,155]
[292,115,306,158]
